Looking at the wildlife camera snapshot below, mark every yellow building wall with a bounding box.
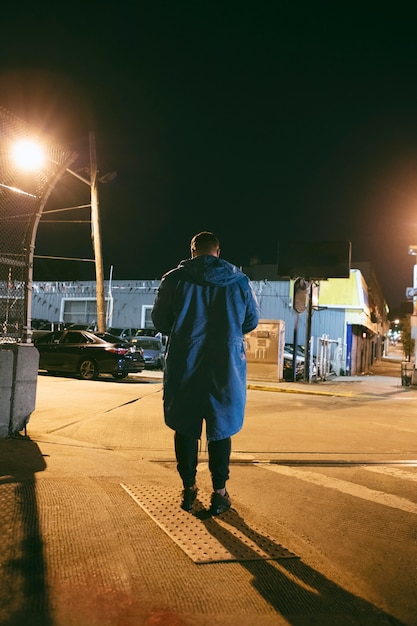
[318,270,367,309]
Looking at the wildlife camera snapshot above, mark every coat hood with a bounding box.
[178,255,245,287]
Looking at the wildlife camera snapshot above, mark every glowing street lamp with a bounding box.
[11,139,46,171]
[12,133,106,333]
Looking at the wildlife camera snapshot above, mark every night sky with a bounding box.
[2,4,417,315]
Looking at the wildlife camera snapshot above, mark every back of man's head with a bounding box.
[191,231,220,257]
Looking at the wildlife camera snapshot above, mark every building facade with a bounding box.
[28,263,389,378]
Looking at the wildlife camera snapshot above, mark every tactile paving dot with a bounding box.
[121,483,298,563]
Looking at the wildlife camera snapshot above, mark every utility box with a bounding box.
[245,319,285,381]
[400,361,417,387]
[0,343,39,437]
[401,361,414,386]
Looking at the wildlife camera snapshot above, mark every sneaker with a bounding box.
[181,487,198,512]
[209,491,231,516]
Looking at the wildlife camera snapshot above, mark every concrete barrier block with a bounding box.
[14,344,39,382]
[0,348,13,388]
[10,344,39,434]
[0,390,12,437]
[0,344,39,436]
[0,349,13,436]
[12,379,38,419]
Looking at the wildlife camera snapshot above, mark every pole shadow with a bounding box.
[0,436,52,626]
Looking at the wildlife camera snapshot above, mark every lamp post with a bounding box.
[66,132,106,332]
[89,133,106,333]
[10,131,107,335]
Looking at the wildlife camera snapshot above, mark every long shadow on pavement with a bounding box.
[0,437,51,626]
[196,507,406,625]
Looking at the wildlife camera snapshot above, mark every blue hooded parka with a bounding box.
[151,255,259,441]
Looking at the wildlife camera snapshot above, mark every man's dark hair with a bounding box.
[191,231,220,255]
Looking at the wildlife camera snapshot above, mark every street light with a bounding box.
[11,139,46,171]
[12,132,107,333]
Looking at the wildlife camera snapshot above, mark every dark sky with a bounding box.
[2,3,417,314]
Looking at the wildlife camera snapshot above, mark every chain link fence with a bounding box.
[0,107,77,343]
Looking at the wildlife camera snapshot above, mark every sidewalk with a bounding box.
[0,349,412,626]
[248,356,408,397]
[144,345,410,399]
[247,346,414,398]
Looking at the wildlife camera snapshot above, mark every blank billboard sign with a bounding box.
[277,240,351,279]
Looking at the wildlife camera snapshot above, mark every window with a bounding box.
[62,298,109,326]
[142,306,154,328]
[61,331,88,344]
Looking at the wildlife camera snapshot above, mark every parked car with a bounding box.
[31,318,51,330]
[106,327,138,340]
[134,328,159,337]
[67,323,98,331]
[129,335,165,369]
[31,321,72,342]
[283,346,305,381]
[34,329,145,380]
[284,343,317,380]
[133,328,167,346]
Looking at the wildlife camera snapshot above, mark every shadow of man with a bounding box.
[196,505,407,625]
[0,436,52,626]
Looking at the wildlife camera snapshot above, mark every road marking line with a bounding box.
[364,466,417,482]
[263,464,417,515]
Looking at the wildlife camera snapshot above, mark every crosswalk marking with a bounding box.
[364,466,417,482]
[263,464,417,515]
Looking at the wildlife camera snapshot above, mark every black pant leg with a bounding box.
[174,432,199,488]
[208,437,231,490]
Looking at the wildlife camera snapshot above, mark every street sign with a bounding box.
[406,287,417,299]
[293,277,308,313]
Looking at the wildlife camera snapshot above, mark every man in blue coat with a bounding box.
[151,231,259,515]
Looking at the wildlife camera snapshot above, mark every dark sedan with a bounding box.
[34,329,145,380]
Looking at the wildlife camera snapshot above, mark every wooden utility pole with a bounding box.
[89,132,106,332]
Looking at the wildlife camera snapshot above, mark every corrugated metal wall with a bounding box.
[31,278,346,347]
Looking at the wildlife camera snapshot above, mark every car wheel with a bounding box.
[78,358,97,380]
[112,372,128,380]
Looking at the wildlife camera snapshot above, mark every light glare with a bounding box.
[12,139,45,171]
